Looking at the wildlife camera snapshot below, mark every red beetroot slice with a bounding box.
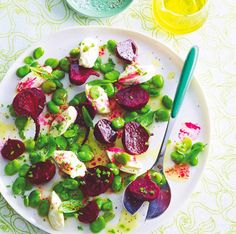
[115,86,149,111]
[1,139,25,161]
[129,177,160,201]
[122,121,150,155]
[116,39,138,64]
[78,201,99,224]
[75,101,96,126]
[80,166,114,197]
[94,119,117,144]
[69,61,100,86]
[26,159,56,185]
[13,88,46,140]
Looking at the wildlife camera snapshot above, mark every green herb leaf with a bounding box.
[30,67,52,79]
[59,200,84,213]
[136,111,155,127]
[87,79,115,86]
[82,106,94,128]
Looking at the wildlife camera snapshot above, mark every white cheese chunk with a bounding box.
[106,147,142,174]
[79,38,99,68]
[50,106,77,137]
[17,66,52,92]
[53,150,86,178]
[48,191,64,231]
[118,63,155,86]
[85,84,110,114]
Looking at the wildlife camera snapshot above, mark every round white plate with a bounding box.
[0,26,210,234]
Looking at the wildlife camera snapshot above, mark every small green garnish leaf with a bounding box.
[87,79,115,86]
[59,199,84,213]
[82,106,94,128]
[30,66,52,79]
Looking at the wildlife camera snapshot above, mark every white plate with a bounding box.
[0,26,210,234]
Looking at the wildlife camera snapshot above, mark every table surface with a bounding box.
[0,0,236,233]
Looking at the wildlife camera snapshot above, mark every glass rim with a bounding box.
[159,0,209,17]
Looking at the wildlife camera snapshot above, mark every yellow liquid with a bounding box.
[152,0,208,34]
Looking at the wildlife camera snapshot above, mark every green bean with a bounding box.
[95,197,105,210]
[106,163,119,176]
[52,88,68,106]
[24,138,35,152]
[33,47,44,59]
[104,70,120,82]
[52,70,65,80]
[124,111,138,123]
[47,101,60,114]
[16,65,30,78]
[8,104,16,117]
[30,61,40,68]
[55,136,68,150]
[139,104,151,114]
[90,216,106,233]
[23,196,29,207]
[36,134,48,149]
[155,108,170,122]
[103,83,115,97]
[12,177,26,195]
[114,153,130,165]
[69,92,87,106]
[41,80,57,94]
[53,182,64,193]
[29,190,41,208]
[102,211,115,223]
[18,164,30,177]
[77,151,94,162]
[82,106,94,128]
[111,117,125,130]
[93,57,101,71]
[101,199,113,211]
[38,200,50,217]
[4,159,22,176]
[112,175,122,192]
[162,95,173,109]
[152,74,164,88]
[171,151,185,164]
[59,57,70,72]
[107,39,117,54]
[149,88,160,97]
[100,59,115,74]
[69,47,80,57]
[24,56,34,65]
[45,58,59,69]
[62,179,79,190]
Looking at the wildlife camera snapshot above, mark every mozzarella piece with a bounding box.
[53,150,86,178]
[118,63,155,86]
[79,38,99,68]
[17,66,52,92]
[106,147,142,174]
[48,191,64,231]
[85,84,110,114]
[50,106,77,137]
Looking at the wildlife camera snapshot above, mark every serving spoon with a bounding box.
[123,46,199,220]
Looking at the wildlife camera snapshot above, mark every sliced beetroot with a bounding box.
[122,121,150,155]
[116,39,138,64]
[94,119,117,144]
[128,177,160,201]
[115,86,149,111]
[13,88,46,140]
[69,61,100,86]
[26,159,56,185]
[80,166,114,197]
[78,201,99,224]
[1,139,25,161]
[75,101,96,127]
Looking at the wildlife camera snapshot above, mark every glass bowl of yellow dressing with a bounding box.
[152,0,209,34]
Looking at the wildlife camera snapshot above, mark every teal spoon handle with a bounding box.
[171,46,199,118]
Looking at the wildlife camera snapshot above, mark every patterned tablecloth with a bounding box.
[0,0,236,233]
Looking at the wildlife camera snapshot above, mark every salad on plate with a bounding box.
[0,37,206,233]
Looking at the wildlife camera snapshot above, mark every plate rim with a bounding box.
[0,25,211,233]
